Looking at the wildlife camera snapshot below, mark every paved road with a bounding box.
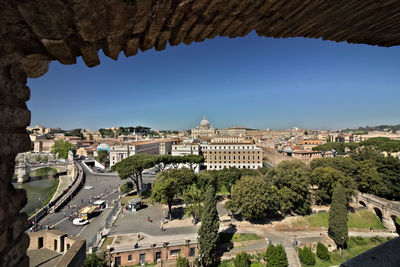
[110,204,199,237]
[37,163,122,237]
[34,162,158,244]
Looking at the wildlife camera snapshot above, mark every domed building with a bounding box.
[191,116,216,139]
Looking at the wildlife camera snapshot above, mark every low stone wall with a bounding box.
[27,162,84,223]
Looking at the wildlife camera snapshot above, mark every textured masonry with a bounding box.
[0,64,31,266]
[1,0,400,266]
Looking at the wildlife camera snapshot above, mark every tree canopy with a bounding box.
[111,154,155,197]
[311,166,356,205]
[51,140,76,159]
[229,176,280,221]
[267,160,311,215]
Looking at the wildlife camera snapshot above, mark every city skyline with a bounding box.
[27,32,400,130]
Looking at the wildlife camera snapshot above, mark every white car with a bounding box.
[84,185,94,190]
[73,218,89,226]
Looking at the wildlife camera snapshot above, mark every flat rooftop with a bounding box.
[27,248,61,267]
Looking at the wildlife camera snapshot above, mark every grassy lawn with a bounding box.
[293,210,385,229]
[99,236,114,250]
[302,236,393,267]
[219,233,263,244]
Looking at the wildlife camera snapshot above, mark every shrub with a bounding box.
[316,242,330,260]
[120,181,134,194]
[265,244,288,267]
[175,256,189,267]
[234,252,251,267]
[298,246,316,266]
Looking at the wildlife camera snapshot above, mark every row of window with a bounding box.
[205,155,260,160]
[206,146,256,149]
[209,165,259,169]
[207,151,260,154]
[124,247,196,263]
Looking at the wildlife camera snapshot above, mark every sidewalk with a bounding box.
[50,173,74,202]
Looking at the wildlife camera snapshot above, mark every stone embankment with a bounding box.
[27,162,85,224]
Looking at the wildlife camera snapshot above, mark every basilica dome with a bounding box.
[200,116,210,128]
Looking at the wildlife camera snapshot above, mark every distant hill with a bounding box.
[343,124,400,133]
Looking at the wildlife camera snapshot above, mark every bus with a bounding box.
[79,206,97,220]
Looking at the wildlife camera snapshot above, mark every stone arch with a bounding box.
[373,207,383,222]
[359,200,367,208]
[391,215,400,234]
[2,1,400,266]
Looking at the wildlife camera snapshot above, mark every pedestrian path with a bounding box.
[50,173,74,202]
[285,246,301,267]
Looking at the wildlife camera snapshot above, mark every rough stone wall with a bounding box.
[0,64,31,266]
[1,0,400,78]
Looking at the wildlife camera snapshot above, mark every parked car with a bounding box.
[84,185,94,190]
[72,218,89,226]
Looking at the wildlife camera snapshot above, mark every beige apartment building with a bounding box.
[33,139,55,153]
[110,140,175,166]
[202,137,263,170]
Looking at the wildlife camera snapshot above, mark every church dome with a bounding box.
[200,116,210,128]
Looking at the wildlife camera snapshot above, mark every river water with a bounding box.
[12,175,59,216]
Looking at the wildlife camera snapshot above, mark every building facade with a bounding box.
[171,143,201,156]
[217,126,247,136]
[202,140,263,170]
[107,237,197,266]
[110,140,174,166]
[33,139,55,153]
[191,116,216,139]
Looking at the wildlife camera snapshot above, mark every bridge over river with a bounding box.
[353,193,400,233]
[14,162,73,183]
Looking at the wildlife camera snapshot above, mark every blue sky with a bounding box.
[27,32,400,131]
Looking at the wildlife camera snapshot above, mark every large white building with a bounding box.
[171,142,201,156]
[109,140,174,166]
[191,116,216,139]
[201,138,263,170]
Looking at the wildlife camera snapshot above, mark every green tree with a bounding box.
[217,167,242,194]
[183,184,203,224]
[175,255,189,267]
[229,176,280,221]
[168,168,196,195]
[51,140,76,159]
[329,184,348,249]
[234,252,251,267]
[198,184,219,267]
[355,160,389,196]
[196,171,217,194]
[84,252,108,267]
[97,150,109,164]
[316,242,330,260]
[111,154,155,197]
[297,246,316,266]
[267,160,311,215]
[265,244,288,267]
[310,157,358,178]
[120,181,133,194]
[311,167,356,205]
[151,172,178,219]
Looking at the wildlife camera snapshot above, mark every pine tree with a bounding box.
[197,183,220,266]
[328,183,348,248]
